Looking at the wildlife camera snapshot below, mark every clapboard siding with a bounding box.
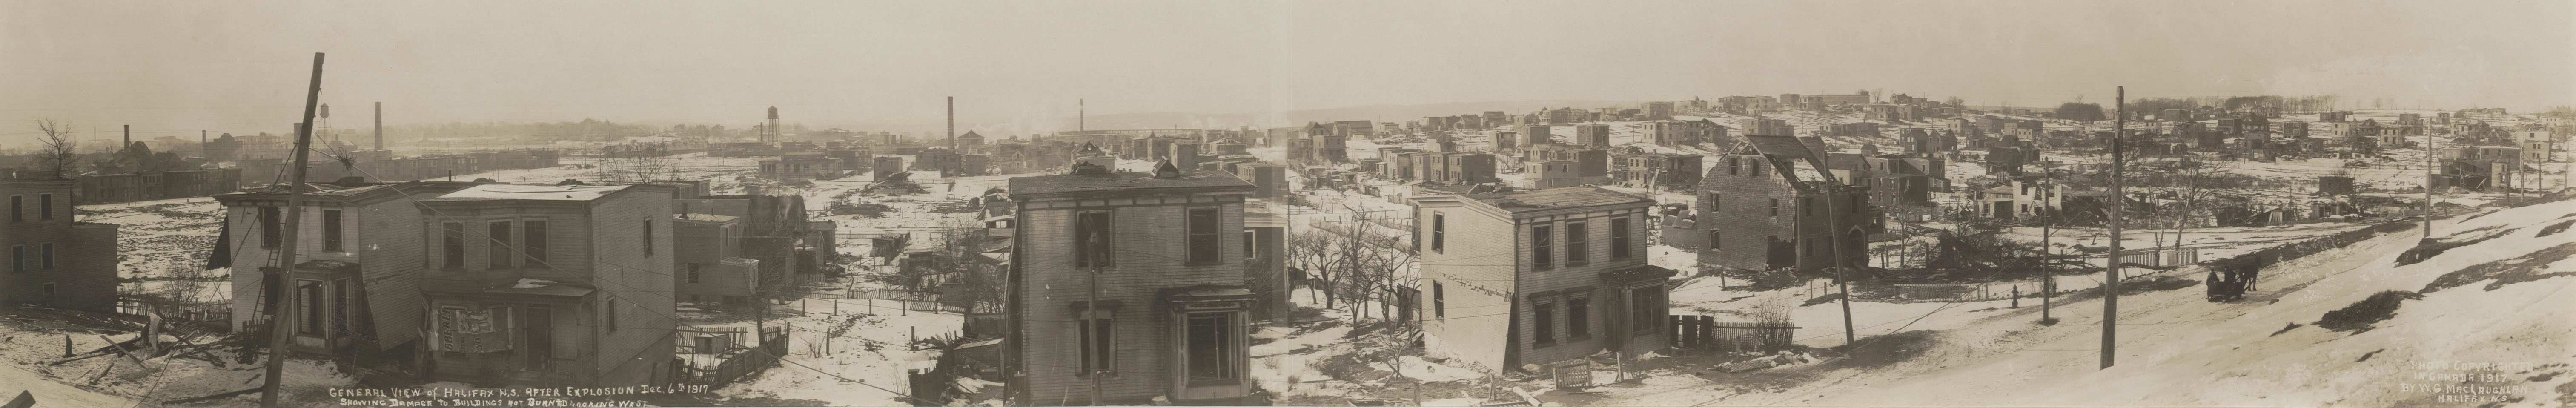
[1016,190,1247,404]
[1417,193,1665,372]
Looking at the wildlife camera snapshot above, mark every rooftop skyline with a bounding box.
[6,0,2570,145]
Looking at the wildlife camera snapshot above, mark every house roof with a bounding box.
[674,213,740,222]
[430,184,630,201]
[1743,134,1818,160]
[1008,169,1253,196]
[1453,186,1651,213]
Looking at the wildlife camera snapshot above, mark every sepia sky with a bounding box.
[3,0,2570,144]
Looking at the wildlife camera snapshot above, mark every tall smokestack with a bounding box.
[123,125,130,148]
[947,97,955,149]
[373,102,383,150]
[1080,98,1086,131]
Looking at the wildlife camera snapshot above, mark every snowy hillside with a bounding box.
[1601,194,2576,407]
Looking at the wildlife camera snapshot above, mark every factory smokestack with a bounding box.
[123,125,130,148]
[373,102,383,150]
[947,97,955,149]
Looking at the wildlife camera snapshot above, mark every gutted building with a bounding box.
[1693,135,1875,274]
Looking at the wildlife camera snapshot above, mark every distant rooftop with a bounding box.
[1009,169,1253,197]
[1450,186,1651,213]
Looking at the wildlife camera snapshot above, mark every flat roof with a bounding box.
[430,184,630,201]
[1450,186,1651,213]
[1009,169,1253,196]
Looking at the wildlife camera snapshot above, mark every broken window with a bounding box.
[1532,299,1556,345]
[1185,313,1238,381]
[1074,212,1114,268]
[1630,286,1664,333]
[1077,315,1115,375]
[260,207,282,249]
[322,210,344,252]
[488,221,513,269]
[524,220,550,266]
[1532,224,1554,269]
[441,222,465,269]
[1433,282,1445,319]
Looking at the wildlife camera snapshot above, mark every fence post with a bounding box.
[1690,315,1710,351]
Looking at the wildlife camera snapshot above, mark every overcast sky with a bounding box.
[4,0,2570,144]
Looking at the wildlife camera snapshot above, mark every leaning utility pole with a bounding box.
[1808,147,1860,346]
[261,52,326,408]
[2101,86,2124,370]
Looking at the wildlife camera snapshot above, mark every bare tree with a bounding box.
[1289,230,1338,308]
[34,119,81,179]
[593,149,679,184]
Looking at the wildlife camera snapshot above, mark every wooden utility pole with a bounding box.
[2424,127,2437,240]
[1086,224,1106,406]
[2041,214,2054,322]
[1808,148,1860,346]
[261,52,326,408]
[2102,86,2124,370]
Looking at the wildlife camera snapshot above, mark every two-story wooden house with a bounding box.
[411,183,679,388]
[1004,161,1260,405]
[218,181,483,362]
[1413,186,1673,373]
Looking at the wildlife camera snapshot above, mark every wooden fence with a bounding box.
[678,326,789,387]
[1669,315,1796,352]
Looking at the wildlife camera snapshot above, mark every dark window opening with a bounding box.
[1609,217,1632,259]
[38,194,52,220]
[1567,298,1590,339]
[1532,300,1556,345]
[488,221,513,269]
[1565,221,1590,264]
[1075,212,1114,268]
[1630,286,1665,333]
[1077,317,1114,375]
[259,207,282,249]
[642,220,656,256]
[1433,282,1445,319]
[321,210,344,252]
[1186,313,1238,381]
[1532,225,1554,269]
[605,299,620,332]
[1187,208,1221,264]
[1430,213,1446,253]
[524,220,550,266]
[441,222,465,269]
[297,281,323,336]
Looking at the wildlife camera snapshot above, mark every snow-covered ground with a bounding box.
[1598,196,2576,407]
